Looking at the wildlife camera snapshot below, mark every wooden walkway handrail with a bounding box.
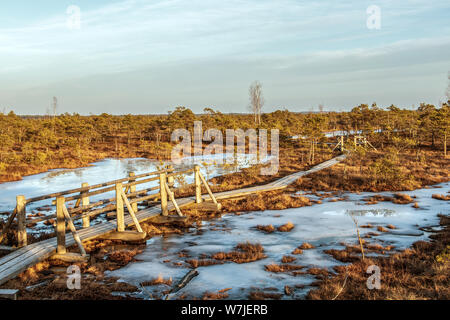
[25,168,174,204]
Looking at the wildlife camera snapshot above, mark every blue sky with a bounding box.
[1,0,449,114]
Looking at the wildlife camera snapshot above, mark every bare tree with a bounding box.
[248,81,264,125]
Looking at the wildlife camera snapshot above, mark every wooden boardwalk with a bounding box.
[0,154,346,286]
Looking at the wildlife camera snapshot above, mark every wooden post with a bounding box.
[167,166,174,187]
[129,172,138,213]
[115,183,125,232]
[81,182,90,228]
[164,181,183,217]
[62,205,87,256]
[16,195,27,247]
[340,136,344,152]
[159,172,168,216]
[198,172,221,210]
[194,165,202,204]
[120,190,143,232]
[56,196,66,254]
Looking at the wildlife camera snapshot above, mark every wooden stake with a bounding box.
[159,173,168,216]
[56,196,66,254]
[120,190,143,232]
[129,172,138,213]
[16,195,27,247]
[164,181,183,217]
[115,183,125,232]
[194,165,202,204]
[81,182,90,228]
[198,172,221,209]
[167,166,174,187]
[62,204,87,256]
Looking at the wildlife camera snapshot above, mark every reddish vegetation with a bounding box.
[202,289,230,300]
[281,255,296,263]
[295,150,449,193]
[187,259,222,268]
[299,242,315,249]
[211,242,267,264]
[432,194,450,201]
[265,263,305,274]
[277,221,295,232]
[221,192,312,213]
[141,274,173,286]
[256,224,275,233]
[308,215,450,300]
[248,290,282,300]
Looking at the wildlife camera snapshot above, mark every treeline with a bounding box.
[0,102,448,181]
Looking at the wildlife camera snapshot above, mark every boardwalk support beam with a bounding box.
[194,165,202,204]
[159,172,168,216]
[198,172,221,210]
[129,172,138,213]
[81,182,90,228]
[116,183,125,232]
[16,195,27,248]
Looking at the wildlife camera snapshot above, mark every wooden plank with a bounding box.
[0,288,19,300]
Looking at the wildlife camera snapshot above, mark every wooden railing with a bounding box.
[0,164,220,256]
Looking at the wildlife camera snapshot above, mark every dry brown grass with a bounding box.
[281,255,296,263]
[187,259,223,268]
[291,248,303,255]
[221,191,312,213]
[248,290,282,300]
[308,215,450,300]
[277,221,295,232]
[432,194,450,201]
[295,150,449,192]
[141,274,173,286]
[256,224,275,233]
[299,242,315,249]
[265,263,305,274]
[211,242,267,264]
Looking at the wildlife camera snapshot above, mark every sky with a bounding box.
[0,0,449,115]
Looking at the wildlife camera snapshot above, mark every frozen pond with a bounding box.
[0,153,268,233]
[107,182,449,300]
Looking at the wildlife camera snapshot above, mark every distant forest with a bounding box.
[0,102,448,182]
